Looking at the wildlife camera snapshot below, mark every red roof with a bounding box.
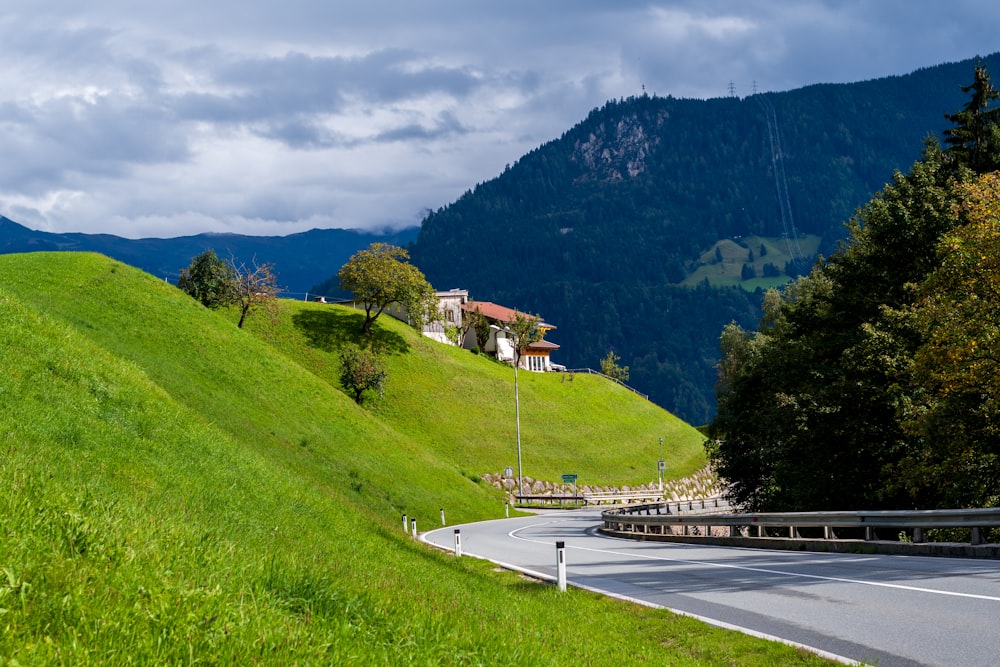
[461,301,556,329]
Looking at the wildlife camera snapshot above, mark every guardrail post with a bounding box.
[865,526,875,541]
[912,527,923,543]
[454,529,462,557]
[972,527,983,545]
[556,541,567,592]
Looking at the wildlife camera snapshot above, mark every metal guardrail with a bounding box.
[514,495,585,506]
[584,493,727,509]
[561,368,649,400]
[602,505,1000,546]
[513,493,728,509]
[583,491,664,505]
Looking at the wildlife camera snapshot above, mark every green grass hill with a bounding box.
[0,252,832,665]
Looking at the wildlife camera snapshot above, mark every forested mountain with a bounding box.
[409,53,1000,424]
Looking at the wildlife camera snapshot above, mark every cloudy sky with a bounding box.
[3,1,998,239]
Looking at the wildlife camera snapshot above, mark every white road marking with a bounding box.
[509,520,1000,603]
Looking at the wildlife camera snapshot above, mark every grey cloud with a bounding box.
[0,93,189,194]
[167,48,485,148]
[2,1,999,238]
[373,110,468,144]
[213,49,482,107]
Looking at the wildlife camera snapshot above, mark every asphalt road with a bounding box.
[422,509,1000,666]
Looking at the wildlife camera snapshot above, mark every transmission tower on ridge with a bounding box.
[756,93,805,266]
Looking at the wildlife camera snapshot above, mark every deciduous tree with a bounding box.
[901,172,1000,506]
[177,250,237,309]
[507,310,543,368]
[337,243,437,335]
[230,255,281,329]
[339,344,387,405]
[709,142,960,512]
[464,305,491,351]
[600,350,630,382]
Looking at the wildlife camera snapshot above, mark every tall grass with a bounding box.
[0,253,834,665]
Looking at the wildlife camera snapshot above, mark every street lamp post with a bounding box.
[495,324,524,498]
[512,330,524,498]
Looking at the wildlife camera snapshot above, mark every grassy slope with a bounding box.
[242,298,706,487]
[0,253,832,665]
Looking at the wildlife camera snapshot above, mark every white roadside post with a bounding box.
[556,541,567,592]
[658,437,665,496]
[410,518,417,537]
[454,529,462,557]
[402,513,408,532]
[440,508,446,526]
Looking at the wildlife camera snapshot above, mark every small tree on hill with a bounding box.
[600,350,630,383]
[178,250,237,309]
[465,305,492,351]
[507,310,543,368]
[337,243,437,335]
[339,344,387,405]
[230,255,282,329]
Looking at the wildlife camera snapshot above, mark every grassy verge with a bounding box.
[0,253,835,665]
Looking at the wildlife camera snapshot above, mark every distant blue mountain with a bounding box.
[0,216,418,297]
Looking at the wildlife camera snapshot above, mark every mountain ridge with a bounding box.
[3,52,998,422]
[408,52,1000,422]
[0,215,418,296]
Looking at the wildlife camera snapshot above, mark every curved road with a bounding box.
[423,509,1000,666]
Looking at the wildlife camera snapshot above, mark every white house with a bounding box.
[385,290,561,372]
[460,300,560,372]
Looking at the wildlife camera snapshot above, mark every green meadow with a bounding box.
[0,252,833,665]
[683,234,823,290]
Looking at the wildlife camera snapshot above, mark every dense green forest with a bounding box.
[409,53,1000,424]
[708,64,1000,512]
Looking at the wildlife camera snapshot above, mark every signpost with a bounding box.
[562,473,578,498]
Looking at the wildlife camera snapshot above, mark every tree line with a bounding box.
[708,64,1000,511]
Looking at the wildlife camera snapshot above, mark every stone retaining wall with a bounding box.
[482,465,722,502]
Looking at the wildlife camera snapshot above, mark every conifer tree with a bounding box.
[944,63,1000,174]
